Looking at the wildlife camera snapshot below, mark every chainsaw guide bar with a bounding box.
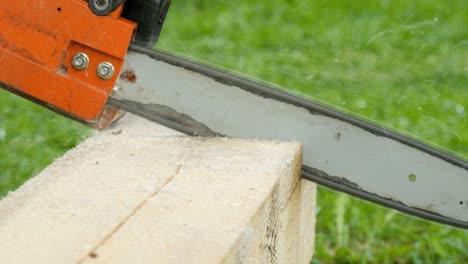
[110,46,468,229]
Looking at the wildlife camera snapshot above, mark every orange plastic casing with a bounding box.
[0,0,136,127]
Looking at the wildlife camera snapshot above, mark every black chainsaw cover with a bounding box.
[122,0,171,47]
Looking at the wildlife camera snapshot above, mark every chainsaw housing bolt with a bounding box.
[97,62,115,80]
[71,53,89,70]
[90,0,110,11]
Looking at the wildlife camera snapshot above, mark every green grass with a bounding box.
[0,0,467,263]
[0,90,90,196]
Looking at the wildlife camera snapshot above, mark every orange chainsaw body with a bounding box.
[0,0,136,127]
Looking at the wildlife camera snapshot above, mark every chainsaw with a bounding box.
[0,0,467,229]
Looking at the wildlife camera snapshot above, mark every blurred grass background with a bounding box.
[0,0,467,263]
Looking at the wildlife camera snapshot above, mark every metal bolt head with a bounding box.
[97,62,115,80]
[71,53,89,70]
[90,0,110,11]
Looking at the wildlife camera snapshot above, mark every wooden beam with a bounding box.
[0,115,316,263]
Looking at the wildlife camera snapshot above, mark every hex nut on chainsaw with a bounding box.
[88,0,125,16]
[97,62,115,80]
[88,0,111,15]
[71,53,90,70]
[91,0,110,11]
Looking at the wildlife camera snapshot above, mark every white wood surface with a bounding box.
[0,114,316,264]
